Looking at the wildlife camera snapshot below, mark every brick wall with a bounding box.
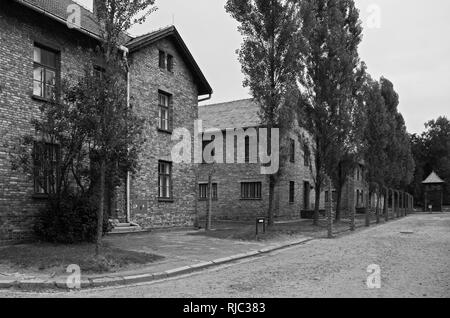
[128,38,199,229]
[197,126,325,221]
[0,2,97,244]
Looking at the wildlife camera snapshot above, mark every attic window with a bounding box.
[159,50,166,69]
[159,50,174,72]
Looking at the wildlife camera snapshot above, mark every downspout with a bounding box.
[120,45,132,224]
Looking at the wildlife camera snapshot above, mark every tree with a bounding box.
[298,0,363,232]
[409,116,450,206]
[225,0,304,226]
[381,77,415,193]
[361,77,390,224]
[90,0,156,254]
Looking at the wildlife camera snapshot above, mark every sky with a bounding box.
[76,0,450,134]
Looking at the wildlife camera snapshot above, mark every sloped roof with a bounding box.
[14,0,109,40]
[422,171,445,184]
[13,1,212,96]
[198,99,261,130]
[127,26,212,96]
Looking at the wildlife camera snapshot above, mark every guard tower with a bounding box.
[422,171,445,212]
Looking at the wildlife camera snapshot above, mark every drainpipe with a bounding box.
[120,45,132,224]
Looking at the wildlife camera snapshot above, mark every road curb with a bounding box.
[0,237,313,291]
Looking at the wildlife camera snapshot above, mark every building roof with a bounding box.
[422,171,445,184]
[13,1,212,96]
[14,0,112,40]
[198,99,261,130]
[127,26,212,96]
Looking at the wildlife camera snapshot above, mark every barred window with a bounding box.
[33,45,58,100]
[33,142,59,195]
[241,182,262,200]
[199,183,218,200]
[158,161,172,199]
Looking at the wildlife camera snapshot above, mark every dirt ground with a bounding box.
[2,213,448,298]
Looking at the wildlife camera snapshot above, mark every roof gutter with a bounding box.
[198,94,212,103]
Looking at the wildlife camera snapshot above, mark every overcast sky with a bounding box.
[77,0,449,134]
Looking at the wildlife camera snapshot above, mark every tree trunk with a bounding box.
[313,183,321,226]
[376,187,380,224]
[365,191,371,227]
[267,175,275,227]
[335,184,343,222]
[96,159,106,256]
[384,187,389,222]
[327,181,333,238]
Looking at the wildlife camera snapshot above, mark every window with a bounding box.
[199,183,218,200]
[167,54,174,72]
[289,181,295,203]
[33,44,58,100]
[33,142,59,195]
[304,145,311,167]
[325,191,329,203]
[244,136,250,163]
[158,161,172,199]
[159,50,174,72]
[93,65,105,79]
[158,91,171,132]
[159,50,166,69]
[289,139,295,163]
[241,182,262,200]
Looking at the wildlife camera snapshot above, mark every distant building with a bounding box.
[197,99,368,222]
[422,171,445,212]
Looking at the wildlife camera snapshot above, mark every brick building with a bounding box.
[197,99,369,222]
[0,0,212,244]
[197,99,324,221]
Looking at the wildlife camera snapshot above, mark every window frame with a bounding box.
[158,161,173,201]
[240,182,262,200]
[33,44,59,101]
[158,91,172,133]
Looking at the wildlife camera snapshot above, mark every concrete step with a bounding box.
[108,221,147,235]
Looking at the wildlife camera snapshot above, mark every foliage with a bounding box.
[409,116,450,205]
[298,0,364,224]
[34,192,112,244]
[225,0,304,225]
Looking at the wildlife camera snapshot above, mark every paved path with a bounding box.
[1,214,449,298]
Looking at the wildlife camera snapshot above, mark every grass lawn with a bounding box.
[192,215,376,242]
[0,242,164,275]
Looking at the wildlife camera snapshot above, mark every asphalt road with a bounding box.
[2,214,449,298]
